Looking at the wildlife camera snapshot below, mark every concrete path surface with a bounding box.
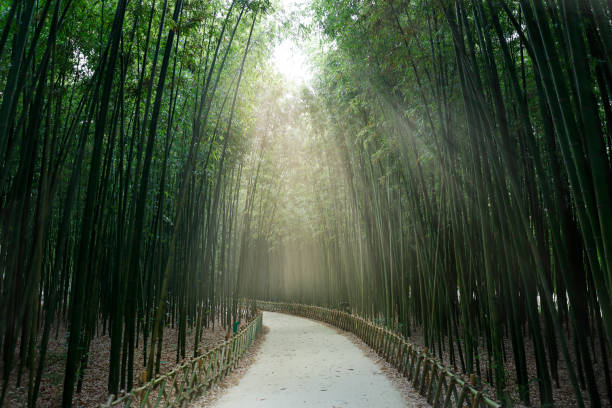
[199,311,411,407]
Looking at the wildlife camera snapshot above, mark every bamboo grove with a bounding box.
[0,0,276,406]
[242,0,612,407]
[2,0,612,407]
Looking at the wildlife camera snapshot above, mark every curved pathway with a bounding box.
[198,311,411,407]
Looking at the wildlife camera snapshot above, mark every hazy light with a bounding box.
[271,0,313,85]
[272,40,312,85]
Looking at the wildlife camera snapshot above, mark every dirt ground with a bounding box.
[2,321,229,408]
[406,324,611,407]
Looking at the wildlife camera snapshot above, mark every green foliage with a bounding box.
[0,0,276,406]
[245,0,612,407]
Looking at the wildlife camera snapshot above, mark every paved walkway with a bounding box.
[198,311,410,407]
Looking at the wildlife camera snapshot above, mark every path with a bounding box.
[197,311,412,407]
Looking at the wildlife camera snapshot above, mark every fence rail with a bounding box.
[100,312,263,408]
[257,301,501,408]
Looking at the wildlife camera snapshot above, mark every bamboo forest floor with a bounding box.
[192,311,429,408]
[2,320,230,407]
[406,325,610,407]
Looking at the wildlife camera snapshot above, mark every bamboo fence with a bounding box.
[100,312,263,408]
[257,301,501,408]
